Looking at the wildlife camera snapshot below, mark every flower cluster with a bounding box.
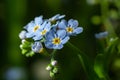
[19,14,83,56]
[46,60,58,77]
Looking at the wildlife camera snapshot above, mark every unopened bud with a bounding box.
[22,39,26,44]
[19,30,26,39]
[46,65,52,71]
[53,67,58,73]
[51,60,57,66]
[20,44,23,49]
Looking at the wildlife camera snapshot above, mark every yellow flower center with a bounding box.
[33,25,39,32]
[41,30,47,35]
[66,27,73,33]
[52,38,61,45]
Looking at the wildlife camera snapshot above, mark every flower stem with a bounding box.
[51,49,57,61]
[67,42,99,80]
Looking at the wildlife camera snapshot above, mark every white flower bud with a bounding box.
[19,30,26,39]
[21,39,26,44]
[46,66,52,71]
[51,60,57,66]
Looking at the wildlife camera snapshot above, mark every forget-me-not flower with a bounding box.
[33,21,51,41]
[58,19,83,36]
[25,16,44,38]
[32,42,43,53]
[45,30,70,49]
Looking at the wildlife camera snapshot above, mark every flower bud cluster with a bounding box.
[46,60,58,78]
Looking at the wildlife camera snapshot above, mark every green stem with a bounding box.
[67,42,100,80]
[51,49,57,60]
[67,42,87,73]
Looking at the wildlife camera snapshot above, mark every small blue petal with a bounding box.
[56,30,66,39]
[34,16,43,25]
[45,31,55,41]
[44,22,51,31]
[58,15,65,19]
[33,35,42,41]
[68,19,79,27]
[74,27,83,34]
[61,36,70,44]
[68,19,74,25]
[26,32,34,38]
[53,44,63,49]
[58,21,66,29]
[45,41,54,49]
[49,14,65,21]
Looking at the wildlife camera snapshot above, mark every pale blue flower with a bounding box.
[32,42,43,53]
[58,19,83,36]
[45,30,70,49]
[95,31,108,39]
[25,16,43,38]
[33,21,51,41]
[49,14,65,21]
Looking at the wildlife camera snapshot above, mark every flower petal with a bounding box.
[58,15,65,19]
[33,35,42,41]
[45,22,51,31]
[61,36,70,44]
[26,32,34,38]
[68,19,79,27]
[27,22,35,32]
[56,30,66,39]
[34,16,43,25]
[74,27,83,34]
[45,31,55,41]
[53,44,63,49]
[58,21,66,29]
[45,41,54,49]
[68,19,74,25]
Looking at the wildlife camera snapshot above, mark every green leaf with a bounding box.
[67,42,100,80]
[94,54,107,79]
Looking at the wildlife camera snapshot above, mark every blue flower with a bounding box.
[49,14,65,21]
[24,16,44,38]
[95,31,108,39]
[45,30,70,49]
[32,42,43,53]
[58,19,83,36]
[33,21,51,41]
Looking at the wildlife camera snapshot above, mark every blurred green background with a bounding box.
[0,0,120,80]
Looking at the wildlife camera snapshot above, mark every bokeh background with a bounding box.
[0,0,120,80]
